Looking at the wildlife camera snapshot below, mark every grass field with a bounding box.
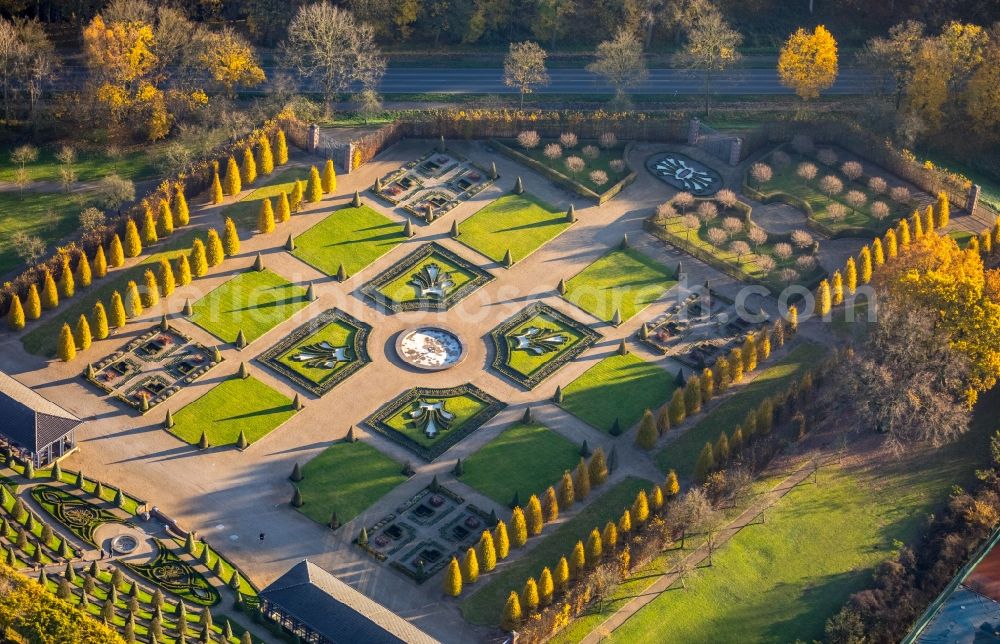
[273,318,359,387]
[656,342,827,478]
[292,204,405,276]
[457,193,570,263]
[221,168,307,231]
[20,230,201,357]
[189,269,309,344]
[383,392,488,449]
[461,423,580,506]
[561,353,674,433]
[0,145,160,183]
[564,248,676,324]
[0,190,88,276]
[295,441,407,526]
[169,376,296,446]
[461,476,652,626]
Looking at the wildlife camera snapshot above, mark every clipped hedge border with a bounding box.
[370,147,497,218]
[488,302,601,390]
[492,139,637,205]
[360,242,494,313]
[256,308,372,396]
[362,384,507,462]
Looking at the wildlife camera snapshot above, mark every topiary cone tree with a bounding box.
[621,233,629,249]
[284,234,295,251]
[553,385,563,403]
[451,220,459,238]
[164,409,174,429]
[306,282,317,302]
[290,462,303,482]
[617,339,628,355]
[513,176,524,194]
[403,219,414,238]
[352,190,362,207]
[522,407,532,424]
[503,249,514,267]
[290,486,303,507]
[198,431,209,450]
[566,203,576,222]
[336,264,348,282]
[489,162,499,180]
[557,278,567,294]
[236,430,249,450]
[611,309,623,326]
[235,329,248,349]
[238,362,250,379]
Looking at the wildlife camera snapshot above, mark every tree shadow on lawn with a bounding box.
[216,404,295,422]
[493,216,568,233]
[220,293,307,315]
[319,230,404,248]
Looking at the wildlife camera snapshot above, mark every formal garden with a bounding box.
[291,202,406,277]
[456,193,572,264]
[221,168,306,232]
[372,147,495,220]
[562,247,678,324]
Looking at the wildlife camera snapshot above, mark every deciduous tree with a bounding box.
[778,25,839,100]
[503,41,550,109]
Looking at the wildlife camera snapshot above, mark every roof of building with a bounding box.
[260,560,438,644]
[0,372,81,453]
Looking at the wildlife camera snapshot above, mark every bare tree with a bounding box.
[588,29,648,109]
[667,488,717,549]
[0,18,57,122]
[95,174,136,213]
[673,12,742,115]
[503,41,550,109]
[283,2,386,114]
[79,207,107,234]
[11,232,46,266]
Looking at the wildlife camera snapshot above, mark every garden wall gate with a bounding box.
[687,117,743,165]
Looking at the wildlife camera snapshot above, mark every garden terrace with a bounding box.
[362,384,506,462]
[291,203,406,277]
[488,302,601,390]
[294,441,408,527]
[493,137,635,204]
[460,477,652,625]
[563,248,677,325]
[123,539,220,607]
[647,196,826,294]
[747,144,926,238]
[222,168,306,231]
[257,309,371,396]
[371,148,494,220]
[1,484,62,567]
[561,352,675,434]
[357,481,492,585]
[459,422,580,506]
[21,230,201,357]
[31,484,122,546]
[189,269,310,345]
[84,324,220,414]
[656,341,828,479]
[457,193,572,264]
[361,243,493,313]
[168,376,297,448]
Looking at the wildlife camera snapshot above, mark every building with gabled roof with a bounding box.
[259,560,438,644]
[0,371,81,467]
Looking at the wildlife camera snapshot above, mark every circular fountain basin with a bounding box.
[111,534,139,555]
[395,327,466,371]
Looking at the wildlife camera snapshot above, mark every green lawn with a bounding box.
[169,376,296,446]
[222,168,307,231]
[562,353,674,434]
[273,318,359,387]
[461,423,580,506]
[505,139,631,193]
[0,190,87,275]
[20,230,201,357]
[949,229,975,248]
[376,251,477,304]
[656,342,828,479]
[292,204,405,276]
[0,145,160,183]
[295,441,407,526]
[383,392,487,449]
[457,193,571,263]
[461,476,652,626]
[564,248,676,324]
[189,269,309,344]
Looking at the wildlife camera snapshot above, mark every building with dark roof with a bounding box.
[0,371,81,467]
[260,560,438,644]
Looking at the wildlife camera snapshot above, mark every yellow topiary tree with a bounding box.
[665,470,680,497]
[618,509,632,534]
[124,220,142,258]
[322,159,336,193]
[543,486,558,523]
[832,270,844,306]
[501,591,522,632]
[58,255,74,299]
[141,207,158,245]
[569,541,586,578]
[290,180,304,212]
[510,507,528,547]
[478,530,496,572]
[41,271,59,310]
[93,246,107,279]
[141,269,159,308]
[75,253,92,289]
[557,470,574,510]
[210,170,224,204]
[173,184,189,226]
[586,528,603,564]
[24,284,41,320]
[306,166,323,202]
[156,199,174,237]
[109,292,127,328]
[223,217,240,256]
[224,156,242,196]
[7,295,25,331]
[74,314,92,351]
[650,485,664,511]
[276,192,291,223]
[525,495,543,536]
[125,281,143,318]
[538,567,554,606]
[924,205,935,235]
[554,556,570,592]
[205,229,224,267]
[816,279,831,316]
[872,237,885,266]
[109,234,126,266]
[461,547,479,584]
[632,490,650,524]
[444,557,462,597]
[858,246,873,285]
[257,136,274,176]
[602,520,618,549]
[157,258,176,297]
[175,254,192,286]
[493,519,510,560]
[521,577,539,612]
[92,302,109,340]
[275,129,289,165]
[257,198,275,234]
[190,239,208,278]
[57,323,76,362]
[636,408,657,450]
[898,218,911,247]
[241,147,257,185]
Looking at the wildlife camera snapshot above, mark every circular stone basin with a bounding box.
[395,327,466,371]
[111,534,138,554]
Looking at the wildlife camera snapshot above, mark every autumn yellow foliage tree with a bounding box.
[200,28,265,98]
[778,25,839,100]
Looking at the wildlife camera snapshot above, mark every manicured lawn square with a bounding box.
[296,441,407,525]
[292,204,405,276]
[564,248,676,324]
[461,423,580,506]
[561,353,674,433]
[458,193,571,263]
[189,269,309,344]
[378,253,476,303]
[361,243,493,312]
[274,319,359,386]
[383,393,488,449]
[169,376,296,446]
[222,168,306,231]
